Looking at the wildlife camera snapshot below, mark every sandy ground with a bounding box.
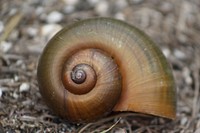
[0,0,200,132]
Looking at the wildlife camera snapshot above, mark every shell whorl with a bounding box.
[37,18,176,122]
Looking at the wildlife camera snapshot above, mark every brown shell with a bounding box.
[37,18,176,123]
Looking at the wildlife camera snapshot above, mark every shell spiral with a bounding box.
[37,18,176,123]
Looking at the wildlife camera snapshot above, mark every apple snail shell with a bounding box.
[37,18,176,123]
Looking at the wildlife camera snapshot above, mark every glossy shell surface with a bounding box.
[37,18,176,122]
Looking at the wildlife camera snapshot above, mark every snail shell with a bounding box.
[37,18,176,123]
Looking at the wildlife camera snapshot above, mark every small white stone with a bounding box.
[19,82,30,92]
[0,88,2,98]
[46,11,63,23]
[14,75,19,81]
[0,41,12,53]
[16,60,23,66]
[13,92,19,99]
[27,27,38,37]
[9,8,18,16]
[41,24,62,41]
[36,6,44,15]
[183,67,192,85]
[63,5,75,14]
[95,1,109,15]
[162,47,171,58]
[180,117,188,125]
[115,12,125,20]
[185,76,192,85]
[174,49,186,59]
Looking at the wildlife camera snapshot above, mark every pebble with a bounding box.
[174,49,186,59]
[46,11,63,23]
[16,60,24,68]
[180,117,188,125]
[95,1,109,16]
[115,12,125,20]
[41,24,62,41]
[182,67,192,85]
[162,47,171,58]
[19,82,30,92]
[0,88,2,98]
[35,6,44,15]
[63,5,75,14]
[14,75,19,81]
[0,41,12,53]
[26,27,38,37]
[13,91,19,99]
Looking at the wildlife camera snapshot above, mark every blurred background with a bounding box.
[0,0,200,132]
